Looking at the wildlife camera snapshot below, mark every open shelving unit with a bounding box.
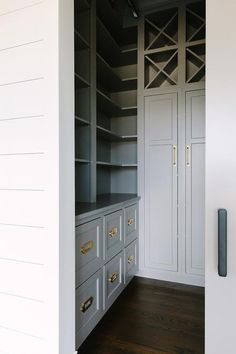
[96,2,138,200]
[185,1,205,83]
[144,7,179,89]
[74,0,138,208]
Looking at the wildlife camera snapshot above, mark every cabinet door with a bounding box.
[144,93,178,272]
[185,90,205,276]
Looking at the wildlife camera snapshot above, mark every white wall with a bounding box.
[0,1,74,353]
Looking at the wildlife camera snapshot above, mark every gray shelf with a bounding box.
[75,116,90,126]
[97,161,137,168]
[75,29,90,50]
[75,73,90,89]
[97,125,137,142]
[96,89,121,117]
[97,90,137,117]
[75,158,90,164]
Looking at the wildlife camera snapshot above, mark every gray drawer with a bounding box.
[104,209,123,261]
[104,251,123,310]
[76,218,103,286]
[124,204,138,245]
[124,239,138,285]
[76,269,103,348]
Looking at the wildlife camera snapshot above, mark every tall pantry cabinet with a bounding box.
[139,1,205,285]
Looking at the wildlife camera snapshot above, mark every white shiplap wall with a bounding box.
[0,1,74,354]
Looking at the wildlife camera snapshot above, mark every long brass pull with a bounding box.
[108,227,118,238]
[173,145,177,166]
[128,255,134,264]
[186,145,191,166]
[80,296,94,313]
[81,240,94,255]
[108,272,118,283]
[128,218,134,226]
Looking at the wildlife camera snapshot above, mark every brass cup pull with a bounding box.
[81,240,94,255]
[128,255,134,264]
[80,296,94,313]
[108,272,118,283]
[108,227,118,238]
[128,218,134,226]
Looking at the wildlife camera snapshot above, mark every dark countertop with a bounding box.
[75,193,140,225]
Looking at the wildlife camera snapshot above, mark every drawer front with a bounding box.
[104,251,123,310]
[104,210,123,260]
[124,204,138,245]
[76,218,103,286]
[124,239,138,285]
[76,269,103,347]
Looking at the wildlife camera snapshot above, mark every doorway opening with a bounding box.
[74,0,205,352]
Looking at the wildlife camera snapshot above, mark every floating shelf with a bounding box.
[75,29,90,50]
[97,125,137,142]
[75,116,90,126]
[97,161,138,168]
[75,158,90,164]
[75,73,90,89]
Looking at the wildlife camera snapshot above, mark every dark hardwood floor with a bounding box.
[78,277,204,354]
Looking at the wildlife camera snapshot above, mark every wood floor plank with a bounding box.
[78,277,204,354]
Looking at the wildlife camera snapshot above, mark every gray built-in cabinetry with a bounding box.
[75,197,139,347]
[139,1,205,285]
[74,0,139,348]
[75,0,138,204]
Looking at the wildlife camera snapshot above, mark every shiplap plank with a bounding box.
[0,2,44,50]
[0,327,44,354]
[0,80,45,119]
[0,154,46,190]
[0,260,44,300]
[0,41,44,85]
[0,191,45,226]
[0,225,45,264]
[0,117,46,153]
[0,1,42,16]
[0,294,45,338]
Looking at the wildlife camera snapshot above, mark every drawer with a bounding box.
[104,209,123,261]
[124,239,138,285]
[104,251,123,310]
[76,269,103,348]
[124,204,138,245]
[76,218,103,286]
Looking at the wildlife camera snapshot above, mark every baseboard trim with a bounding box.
[137,269,205,287]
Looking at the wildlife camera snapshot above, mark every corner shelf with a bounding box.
[75,158,90,164]
[96,89,121,117]
[97,125,137,142]
[97,161,137,168]
[75,116,90,126]
[75,29,90,50]
[75,73,90,89]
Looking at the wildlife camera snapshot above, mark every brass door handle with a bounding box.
[108,227,118,238]
[80,296,94,313]
[186,145,191,166]
[173,145,177,166]
[108,272,118,283]
[128,218,134,226]
[81,240,94,255]
[128,255,134,264]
